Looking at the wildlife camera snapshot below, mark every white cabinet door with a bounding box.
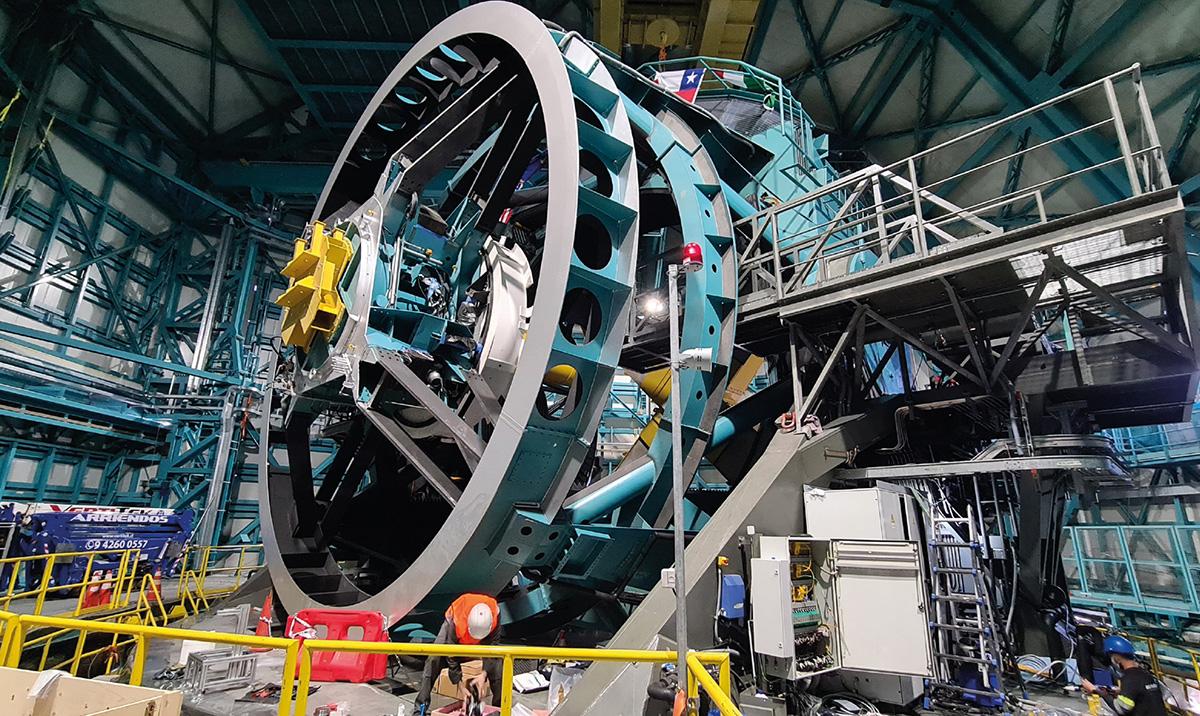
[831,540,934,676]
[749,557,794,658]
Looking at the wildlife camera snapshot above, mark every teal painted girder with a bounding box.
[0,139,291,545]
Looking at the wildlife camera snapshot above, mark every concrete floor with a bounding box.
[1014,688,1092,715]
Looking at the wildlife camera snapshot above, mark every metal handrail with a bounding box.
[295,637,735,716]
[0,609,300,714]
[1066,524,1200,615]
[0,542,264,622]
[0,548,141,617]
[179,542,264,595]
[1108,419,1200,466]
[736,63,1173,303]
[0,607,740,716]
[742,63,1154,223]
[1124,634,1200,707]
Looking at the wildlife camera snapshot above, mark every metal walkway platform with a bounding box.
[733,64,1196,429]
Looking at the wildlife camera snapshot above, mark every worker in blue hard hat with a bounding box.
[1081,635,1168,716]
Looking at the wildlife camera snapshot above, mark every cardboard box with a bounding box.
[434,659,483,698]
[0,666,183,716]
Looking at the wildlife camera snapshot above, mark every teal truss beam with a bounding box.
[0,322,237,385]
[0,147,289,547]
[786,18,908,89]
[866,0,1138,205]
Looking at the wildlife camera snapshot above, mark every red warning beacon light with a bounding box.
[681,242,703,273]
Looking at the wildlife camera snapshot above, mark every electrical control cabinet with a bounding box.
[803,484,918,541]
[750,534,934,682]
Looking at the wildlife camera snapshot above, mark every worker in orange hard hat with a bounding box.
[415,593,501,715]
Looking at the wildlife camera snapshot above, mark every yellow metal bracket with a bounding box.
[277,221,352,350]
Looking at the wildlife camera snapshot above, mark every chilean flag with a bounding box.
[656,68,704,103]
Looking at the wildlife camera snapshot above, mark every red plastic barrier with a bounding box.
[284,608,388,683]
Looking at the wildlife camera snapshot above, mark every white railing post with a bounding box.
[770,212,783,301]
[870,173,889,264]
[1131,63,1172,190]
[1103,77,1143,196]
[907,158,926,257]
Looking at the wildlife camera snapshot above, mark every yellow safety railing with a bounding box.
[0,543,264,619]
[0,543,267,686]
[178,543,264,598]
[688,652,740,716]
[294,638,737,716]
[0,610,300,714]
[0,607,744,716]
[0,548,140,617]
[12,567,243,680]
[132,572,171,627]
[1125,633,1200,711]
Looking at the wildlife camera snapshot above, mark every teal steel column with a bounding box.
[0,443,14,497]
[1115,527,1143,605]
[1168,527,1199,612]
[1069,528,1089,595]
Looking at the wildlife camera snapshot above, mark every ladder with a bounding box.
[926,505,1006,706]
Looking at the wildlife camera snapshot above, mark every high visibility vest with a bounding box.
[446,593,499,645]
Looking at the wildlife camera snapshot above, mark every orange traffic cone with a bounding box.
[147,567,162,603]
[250,591,273,652]
[84,571,102,609]
[98,570,113,607]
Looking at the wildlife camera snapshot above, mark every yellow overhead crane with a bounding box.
[595,0,765,62]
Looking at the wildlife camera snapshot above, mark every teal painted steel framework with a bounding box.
[1064,522,1200,630]
[0,146,294,542]
[0,78,301,544]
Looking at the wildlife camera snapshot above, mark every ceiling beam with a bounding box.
[786,18,908,87]
[1170,88,1200,176]
[1050,0,1143,84]
[744,0,778,64]
[790,0,843,132]
[913,29,938,157]
[76,5,286,84]
[55,114,289,238]
[901,0,1047,149]
[84,5,211,133]
[72,27,205,147]
[868,109,1001,141]
[177,0,280,115]
[596,0,623,53]
[203,97,305,151]
[1042,0,1074,75]
[270,39,415,51]
[849,22,932,137]
[866,0,1136,205]
[698,0,733,57]
[231,0,331,129]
